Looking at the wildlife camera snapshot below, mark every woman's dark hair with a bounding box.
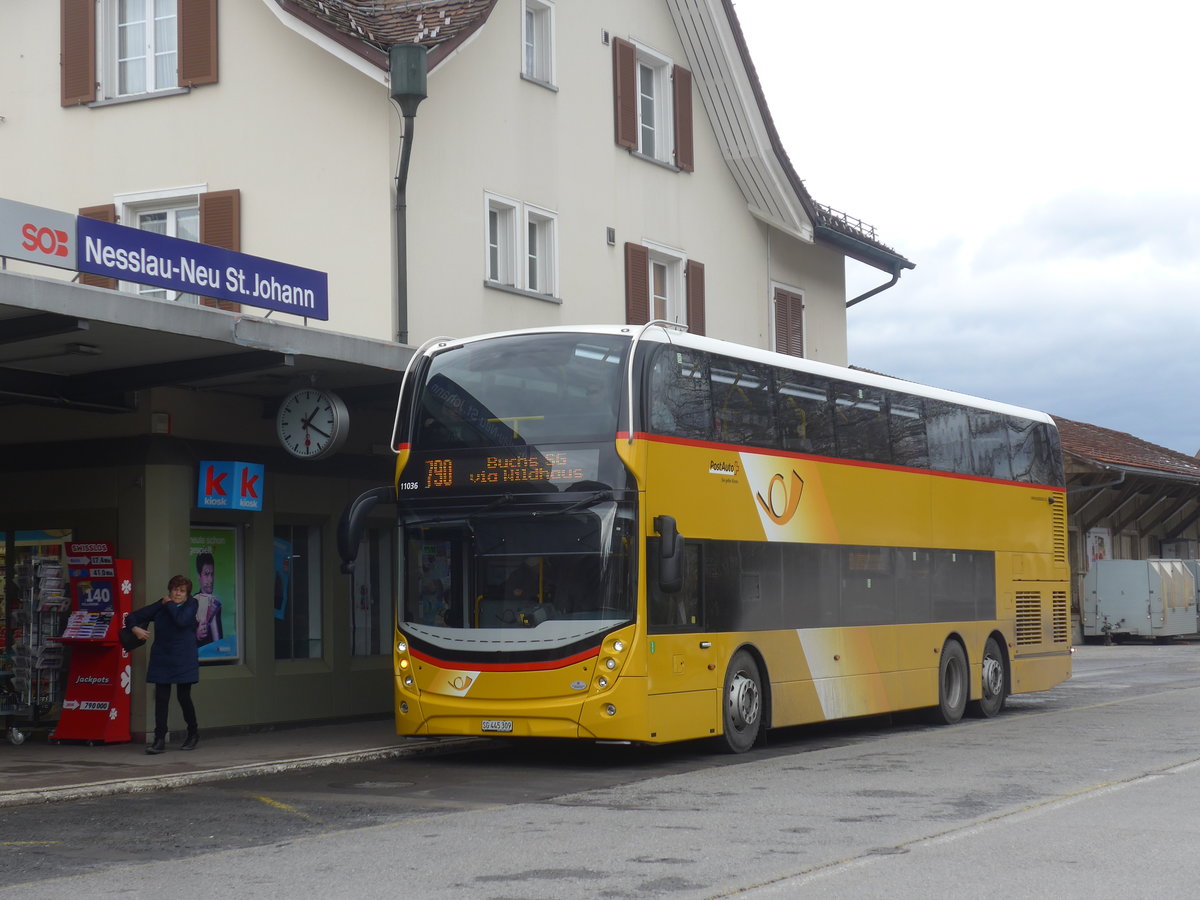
[168,574,194,595]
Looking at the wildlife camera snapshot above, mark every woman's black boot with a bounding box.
[146,736,166,755]
[181,731,199,751]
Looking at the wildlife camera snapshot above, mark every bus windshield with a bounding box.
[412,332,630,450]
[403,500,636,649]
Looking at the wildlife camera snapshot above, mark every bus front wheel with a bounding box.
[968,636,1008,718]
[720,649,762,753]
[930,639,968,725]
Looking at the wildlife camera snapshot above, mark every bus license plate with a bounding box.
[481,719,513,733]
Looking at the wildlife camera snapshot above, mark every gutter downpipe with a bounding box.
[846,269,901,309]
[390,45,428,346]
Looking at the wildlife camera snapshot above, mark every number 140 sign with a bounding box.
[65,541,118,612]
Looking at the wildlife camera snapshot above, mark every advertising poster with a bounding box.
[273,536,292,621]
[1086,528,1111,569]
[189,526,240,662]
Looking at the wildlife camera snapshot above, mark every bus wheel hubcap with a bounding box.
[982,655,1003,697]
[728,671,760,731]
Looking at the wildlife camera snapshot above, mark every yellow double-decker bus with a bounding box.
[340,324,1071,752]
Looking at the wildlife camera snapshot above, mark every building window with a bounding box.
[274,524,323,660]
[624,242,705,334]
[522,0,555,85]
[138,202,200,301]
[107,0,179,97]
[612,38,694,171]
[647,243,686,325]
[62,0,218,107]
[638,57,669,161]
[485,193,558,298]
[486,195,518,286]
[114,186,202,302]
[526,206,557,296]
[351,526,395,657]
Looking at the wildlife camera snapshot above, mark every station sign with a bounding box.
[0,197,328,320]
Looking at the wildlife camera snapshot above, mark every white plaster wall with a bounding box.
[1,2,394,338]
[1,0,848,361]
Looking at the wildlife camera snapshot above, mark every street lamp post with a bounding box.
[389,44,427,346]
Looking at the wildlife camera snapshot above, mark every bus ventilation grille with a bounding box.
[1051,503,1067,564]
[1052,591,1070,643]
[1015,591,1043,645]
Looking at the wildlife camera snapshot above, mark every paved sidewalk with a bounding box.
[0,717,474,808]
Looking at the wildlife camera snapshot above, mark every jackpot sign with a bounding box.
[0,197,329,320]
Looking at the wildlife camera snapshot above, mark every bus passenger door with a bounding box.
[645,543,719,740]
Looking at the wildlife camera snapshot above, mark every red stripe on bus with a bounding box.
[409,645,600,672]
[628,431,1067,493]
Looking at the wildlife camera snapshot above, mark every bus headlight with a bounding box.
[404,675,414,687]
[604,658,616,670]
[400,658,410,670]
[397,641,408,654]
[605,704,617,716]
[612,639,625,653]
[597,676,609,688]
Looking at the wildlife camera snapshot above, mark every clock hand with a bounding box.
[307,423,331,439]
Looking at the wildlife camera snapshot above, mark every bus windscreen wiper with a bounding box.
[534,490,613,517]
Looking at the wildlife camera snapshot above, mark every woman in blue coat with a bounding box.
[127,574,201,754]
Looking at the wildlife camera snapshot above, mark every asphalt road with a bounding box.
[3,643,1200,897]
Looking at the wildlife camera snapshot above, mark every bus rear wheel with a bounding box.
[720,650,762,753]
[968,636,1008,718]
[929,639,968,725]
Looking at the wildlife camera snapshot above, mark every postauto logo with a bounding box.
[0,197,78,269]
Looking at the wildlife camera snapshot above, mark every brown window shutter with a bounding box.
[673,65,694,172]
[774,288,804,357]
[613,38,637,150]
[624,243,649,325]
[78,205,117,289]
[685,259,705,335]
[199,189,240,310]
[179,0,219,87]
[61,0,97,107]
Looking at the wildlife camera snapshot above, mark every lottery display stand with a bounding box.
[50,543,134,744]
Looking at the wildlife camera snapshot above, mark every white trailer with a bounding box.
[1081,559,1197,641]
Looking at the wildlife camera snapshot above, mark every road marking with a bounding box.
[712,744,1200,897]
[250,794,319,823]
[1,841,64,846]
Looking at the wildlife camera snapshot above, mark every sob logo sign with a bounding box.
[0,198,78,268]
[22,222,71,258]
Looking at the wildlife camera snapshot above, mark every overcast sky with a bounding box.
[734,0,1199,456]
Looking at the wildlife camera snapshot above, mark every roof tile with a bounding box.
[1054,416,1200,479]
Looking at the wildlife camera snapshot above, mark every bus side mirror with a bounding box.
[337,485,396,574]
[654,514,684,594]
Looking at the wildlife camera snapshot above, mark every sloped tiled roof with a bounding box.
[282,0,494,50]
[1054,416,1200,481]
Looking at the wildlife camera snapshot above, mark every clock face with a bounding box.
[276,389,349,460]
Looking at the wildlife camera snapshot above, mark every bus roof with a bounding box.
[423,325,1057,428]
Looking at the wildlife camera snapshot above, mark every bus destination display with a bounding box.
[403,448,600,492]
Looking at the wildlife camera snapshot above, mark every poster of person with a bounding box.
[1086,528,1110,570]
[273,536,292,621]
[190,526,240,662]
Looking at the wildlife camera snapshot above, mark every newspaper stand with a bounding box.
[50,545,134,744]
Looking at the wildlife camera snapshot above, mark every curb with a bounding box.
[0,737,481,809]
